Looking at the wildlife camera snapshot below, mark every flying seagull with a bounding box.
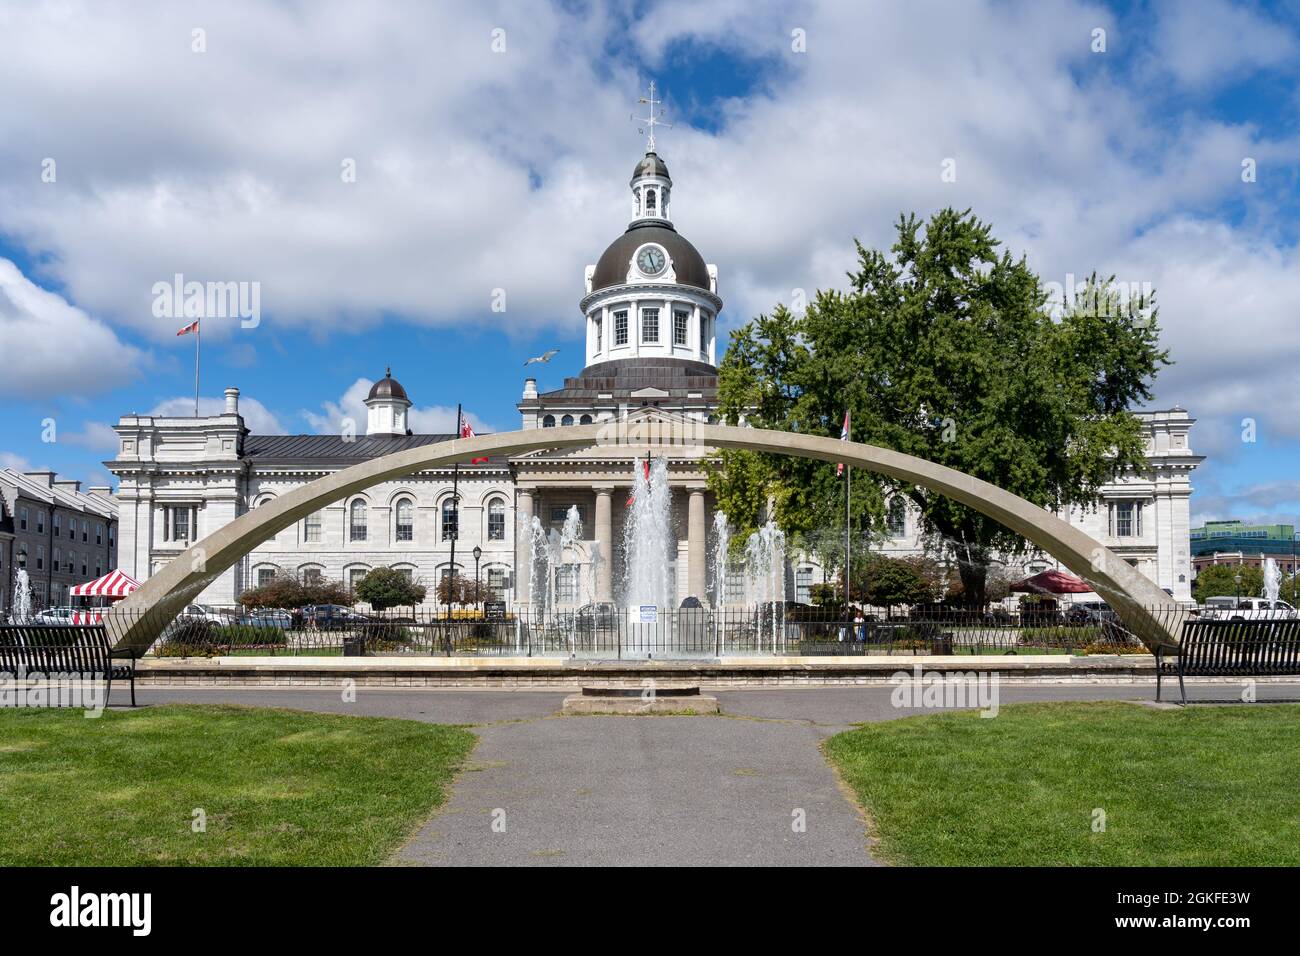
[524,349,560,367]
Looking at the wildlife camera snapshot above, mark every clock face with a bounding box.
[637,246,666,276]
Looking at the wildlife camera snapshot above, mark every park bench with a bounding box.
[1156,618,1300,705]
[0,624,137,707]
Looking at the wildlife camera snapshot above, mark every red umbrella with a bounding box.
[1008,569,1093,594]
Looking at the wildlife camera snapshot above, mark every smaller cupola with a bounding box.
[364,367,412,436]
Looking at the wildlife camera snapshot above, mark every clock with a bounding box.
[636,245,667,276]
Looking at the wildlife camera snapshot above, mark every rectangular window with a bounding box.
[36,546,45,572]
[257,568,275,587]
[550,505,586,524]
[700,312,709,353]
[441,505,458,542]
[349,568,368,592]
[796,567,813,604]
[487,567,507,599]
[36,512,44,534]
[674,310,689,346]
[82,520,88,542]
[54,547,61,572]
[172,507,189,541]
[96,523,103,545]
[614,310,628,346]
[304,510,322,543]
[488,509,505,541]
[724,567,745,605]
[1111,501,1143,537]
[54,513,60,535]
[556,564,580,603]
[641,308,659,343]
[594,314,602,353]
[302,568,322,585]
[19,507,27,531]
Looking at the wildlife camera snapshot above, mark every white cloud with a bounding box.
[149,396,287,435]
[0,258,147,397]
[61,421,120,451]
[0,0,1298,464]
[0,451,32,471]
[301,378,495,436]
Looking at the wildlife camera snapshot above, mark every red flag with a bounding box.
[837,409,850,476]
[626,458,651,507]
[176,319,199,336]
[460,416,489,464]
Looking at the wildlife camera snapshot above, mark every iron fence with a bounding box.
[2,604,1200,659]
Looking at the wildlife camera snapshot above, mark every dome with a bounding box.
[367,368,409,403]
[590,223,711,292]
[631,151,670,183]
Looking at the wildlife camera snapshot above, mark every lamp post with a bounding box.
[473,546,482,612]
[1234,571,1243,604]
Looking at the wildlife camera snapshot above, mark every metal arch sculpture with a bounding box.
[106,423,1185,652]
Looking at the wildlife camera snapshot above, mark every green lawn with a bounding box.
[0,704,475,866]
[825,701,1300,866]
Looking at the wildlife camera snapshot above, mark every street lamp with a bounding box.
[472,545,483,612]
[1234,571,1243,604]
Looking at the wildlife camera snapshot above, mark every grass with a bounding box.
[0,704,475,866]
[824,701,1300,866]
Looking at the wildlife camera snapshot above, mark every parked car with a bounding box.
[32,607,76,626]
[1201,596,1297,621]
[182,604,234,624]
[301,604,369,629]
[236,609,293,629]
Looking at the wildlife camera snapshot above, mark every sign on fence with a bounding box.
[484,601,507,621]
[638,605,658,624]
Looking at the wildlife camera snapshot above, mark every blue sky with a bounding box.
[1,0,1299,527]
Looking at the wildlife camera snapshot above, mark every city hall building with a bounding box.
[107,146,1203,608]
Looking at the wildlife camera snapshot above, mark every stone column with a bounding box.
[688,487,706,603]
[594,488,613,602]
[516,490,534,603]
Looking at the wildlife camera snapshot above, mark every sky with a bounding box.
[1,0,1298,528]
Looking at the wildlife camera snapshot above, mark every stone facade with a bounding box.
[0,469,118,615]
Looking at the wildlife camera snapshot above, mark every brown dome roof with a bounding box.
[591,223,711,293]
[367,368,409,402]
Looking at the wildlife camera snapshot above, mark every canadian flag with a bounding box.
[626,458,652,507]
[837,409,850,477]
[460,416,489,464]
[176,319,200,336]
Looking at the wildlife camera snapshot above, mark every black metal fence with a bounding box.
[25,604,1195,659]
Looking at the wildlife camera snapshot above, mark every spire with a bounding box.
[633,80,672,153]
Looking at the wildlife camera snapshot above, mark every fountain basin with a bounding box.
[561,684,720,715]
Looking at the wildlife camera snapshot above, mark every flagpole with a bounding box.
[446,403,462,623]
[845,464,851,606]
[194,321,201,417]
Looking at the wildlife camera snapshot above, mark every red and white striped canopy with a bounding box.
[70,569,140,598]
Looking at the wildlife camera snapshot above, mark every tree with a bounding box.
[853,554,934,609]
[436,576,491,607]
[708,208,1168,606]
[1193,564,1263,604]
[239,575,350,609]
[354,567,427,611]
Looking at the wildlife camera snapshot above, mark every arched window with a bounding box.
[561,414,574,427]
[395,498,414,542]
[886,498,906,538]
[441,499,458,542]
[580,414,593,425]
[488,499,505,541]
[645,189,656,214]
[349,499,367,541]
[542,415,556,428]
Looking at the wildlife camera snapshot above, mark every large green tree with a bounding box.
[709,208,1168,606]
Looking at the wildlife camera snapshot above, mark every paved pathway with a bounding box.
[137,681,1300,866]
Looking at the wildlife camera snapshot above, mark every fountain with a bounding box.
[622,456,673,609]
[710,511,730,608]
[1263,557,1281,604]
[10,567,32,623]
[744,520,786,652]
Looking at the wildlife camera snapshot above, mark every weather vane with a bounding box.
[632,79,672,153]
